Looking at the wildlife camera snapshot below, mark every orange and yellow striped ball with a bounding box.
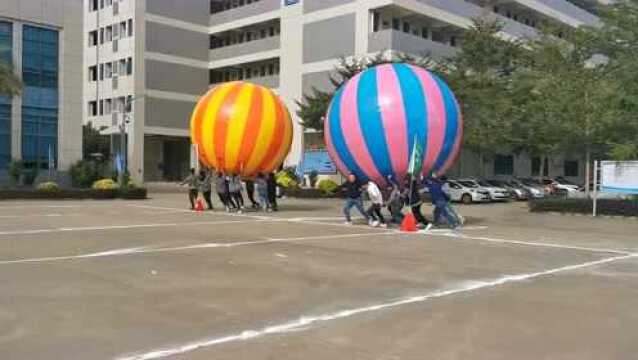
[190,82,293,177]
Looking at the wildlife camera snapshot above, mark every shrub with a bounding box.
[92,178,119,191]
[118,187,148,200]
[7,159,22,185]
[276,171,299,189]
[529,198,638,217]
[37,181,60,193]
[309,170,319,188]
[70,160,101,188]
[317,179,338,196]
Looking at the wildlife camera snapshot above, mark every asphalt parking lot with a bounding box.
[0,193,637,360]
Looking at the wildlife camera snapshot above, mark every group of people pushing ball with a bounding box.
[181,169,279,213]
[342,173,463,230]
[181,169,462,230]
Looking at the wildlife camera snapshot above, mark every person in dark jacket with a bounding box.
[342,174,370,224]
[425,174,459,228]
[404,178,431,230]
[215,172,235,212]
[267,173,278,211]
[198,169,213,210]
[180,168,199,210]
[244,179,260,208]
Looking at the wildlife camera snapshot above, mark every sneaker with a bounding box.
[459,216,465,225]
[372,220,380,227]
[237,209,243,214]
[381,223,388,228]
[424,223,433,232]
[344,221,353,225]
[224,206,230,212]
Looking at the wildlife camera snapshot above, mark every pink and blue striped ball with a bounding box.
[324,63,463,185]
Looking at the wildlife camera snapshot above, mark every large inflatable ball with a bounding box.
[190,82,293,177]
[324,63,463,184]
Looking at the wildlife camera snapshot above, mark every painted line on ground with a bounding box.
[0,232,390,265]
[0,247,152,265]
[431,232,632,255]
[115,253,638,360]
[0,219,261,236]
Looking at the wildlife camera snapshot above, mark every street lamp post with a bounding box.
[117,94,145,188]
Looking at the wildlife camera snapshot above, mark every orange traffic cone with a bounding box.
[194,198,205,212]
[400,213,418,232]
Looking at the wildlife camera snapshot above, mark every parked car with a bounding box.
[447,180,491,204]
[511,178,545,199]
[459,178,511,201]
[486,179,529,200]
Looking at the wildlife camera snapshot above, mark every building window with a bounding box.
[450,36,457,47]
[402,21,410,34]
[120,21,127,38]
[99,99,104,116]
[127,19,133,37]
[0,21,12,169]
[88,30,98,46]
[119,59,127,76]
[88,65,97,81]
[564,160,579,177]
[268,63,274,76]
[126,57,133,75]
[88,101,97,116]
[269,26,275,37]
[392,18,400,30]
[22,25,59,169]
[494,154,514,176]
[106,26,112,42]
[372,12,380,32]
[531,157,549,177]
[421,27,428,39]
[99,63,104,80]
[105,62,112,78]
[89,0,98,12]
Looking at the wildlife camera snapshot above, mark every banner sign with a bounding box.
[600,161,638,194]
[284,0,299,5]
[301,150,336,174]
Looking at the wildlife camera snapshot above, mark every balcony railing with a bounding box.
[368,30,458,58]
[210,36,280,62]
[210,0,280,27]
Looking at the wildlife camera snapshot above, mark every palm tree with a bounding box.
[0,45,22,96]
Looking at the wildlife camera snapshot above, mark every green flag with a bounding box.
[407,136,423,177]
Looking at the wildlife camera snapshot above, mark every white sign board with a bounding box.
[600,161,638,194]
[190,144,200,172]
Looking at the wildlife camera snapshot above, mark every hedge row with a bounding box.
[0,187,147,200]
[529,198,638,217]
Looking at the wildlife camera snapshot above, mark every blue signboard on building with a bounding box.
[284,0,299,6]
[300,150,337,174]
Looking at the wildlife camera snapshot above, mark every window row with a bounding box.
[371,13,459,48]
[88,19,133,47]
[88,0,124,12]
[88,95,133,117]
[88,57,133,81]
[493,155,579,177]
[211,0,262,14]
[210,24,279,49]
[210,62,279,84]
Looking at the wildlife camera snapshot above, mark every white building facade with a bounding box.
[83,0,600,183]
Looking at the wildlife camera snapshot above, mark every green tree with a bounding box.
[442,18,523,175]
[83,122,111,161]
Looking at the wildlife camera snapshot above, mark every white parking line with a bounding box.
[0,219,260,236]
[115,253,638,360]
[432,232,632,255]
[0,232,391,265]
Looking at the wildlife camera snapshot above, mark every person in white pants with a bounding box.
[364,180,387,228]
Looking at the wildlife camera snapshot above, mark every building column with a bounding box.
[128,0,145,183]
[355,4,371,56]
[280,3,304,167]
[10,22,22,160]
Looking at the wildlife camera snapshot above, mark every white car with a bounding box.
[459,178,511,201]
[447,180,491,204]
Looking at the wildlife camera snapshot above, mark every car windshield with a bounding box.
[520,179,537,186]
[478,180,493,187]
[488,180,505,187]
[459,181,478,188]
[555,177,576,185]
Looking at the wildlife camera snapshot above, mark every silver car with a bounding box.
[459,178,511,201]
[447,180,491,204]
